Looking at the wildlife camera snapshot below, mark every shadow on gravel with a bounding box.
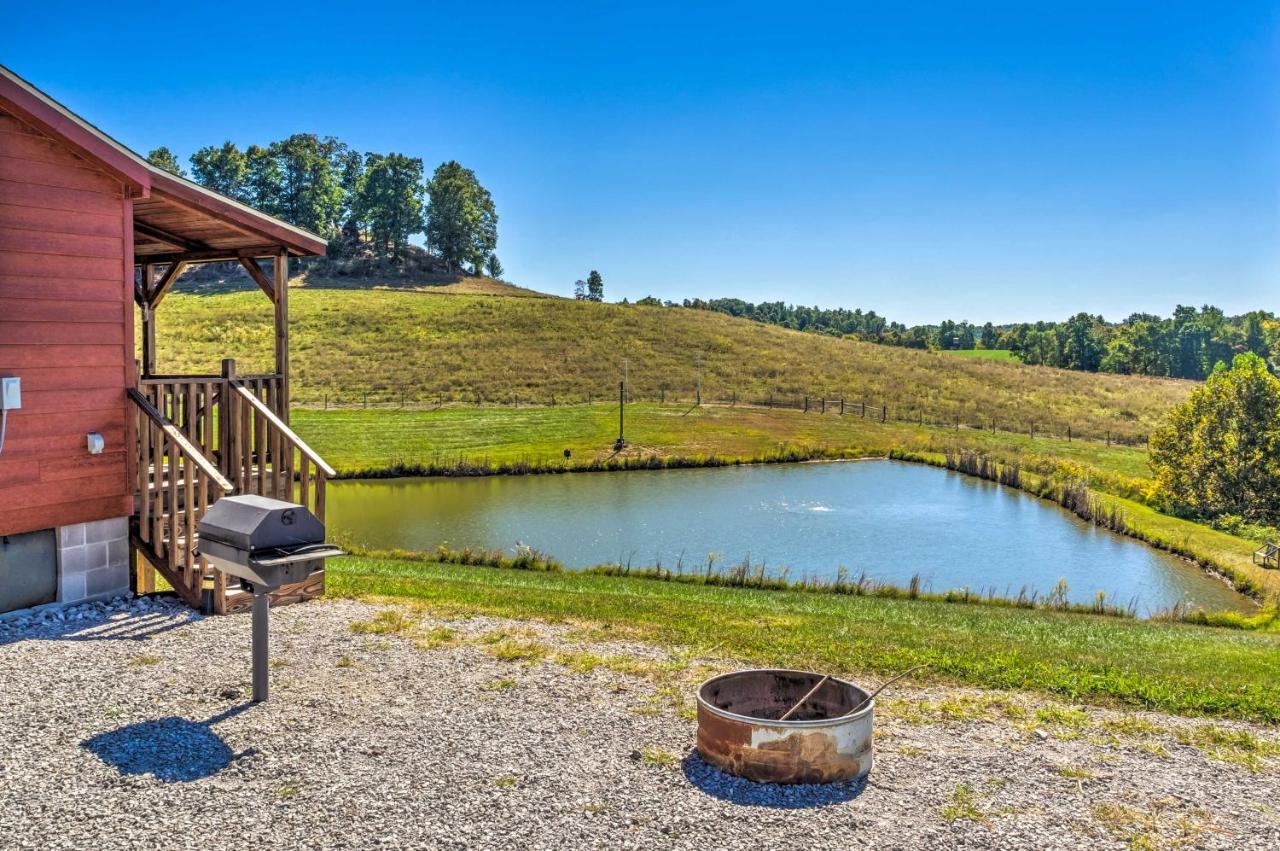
[82,704,258,783]
[680,752,867,808]
[0,608,199,647]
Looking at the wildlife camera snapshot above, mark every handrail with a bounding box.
[127,388,235,493]
[230,381,336,477]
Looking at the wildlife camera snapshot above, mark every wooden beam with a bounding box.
[274,252,290,422]
[141,264,157,376]
[135,245,287,266]
[134,220,207,253]
[147,261,188,309]
[238,256,276,302]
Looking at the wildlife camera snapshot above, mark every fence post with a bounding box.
[1067,425,1072,442]
[768,393,773,408]
[660,387,665,404]
[731,391,736,407]
[363,392,368,409]
[821,398,826,414]
[1030,422,1035,439]
[881,405,886,423]
[840,398,845,415]
[1106,430,1110,446]
[804,396,809,412]
[696,386,701,406]
[861,402,866,417]
[324,394,328,410]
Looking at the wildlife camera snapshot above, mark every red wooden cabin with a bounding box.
[0,65,334,616]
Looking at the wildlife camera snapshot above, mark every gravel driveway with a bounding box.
[0,595,1276,850]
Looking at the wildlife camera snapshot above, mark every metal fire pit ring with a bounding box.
[696,668,874,784]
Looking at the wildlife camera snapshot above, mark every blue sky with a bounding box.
[4,2,1277,324]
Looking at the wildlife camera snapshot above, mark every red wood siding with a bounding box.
[0,107,132,536]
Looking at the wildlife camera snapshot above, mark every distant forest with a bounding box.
[665,298,1279,381]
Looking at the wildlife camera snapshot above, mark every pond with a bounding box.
[327,460,1252,615]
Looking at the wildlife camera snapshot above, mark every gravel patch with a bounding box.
[0,595,1277,850]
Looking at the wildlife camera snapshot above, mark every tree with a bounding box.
[425,161,498,273]
[586,270,604,302]
[980,322,999,349]
[485,254,504,279]
[146,147,185,176]
[1149,353,1280,524]
[352,153,425,258]
[1061,313,1104,371]
[271,134,348,236]
[245,144,283,217]
[574,279,588,300]
[190,141,249,201]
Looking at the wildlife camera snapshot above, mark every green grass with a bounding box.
[326,555,1280,722]
[940,348,1016,361]
[151,287,1190,443]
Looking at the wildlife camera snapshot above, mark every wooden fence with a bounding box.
[290,387,1149,448]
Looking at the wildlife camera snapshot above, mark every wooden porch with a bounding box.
[129,222,332,613]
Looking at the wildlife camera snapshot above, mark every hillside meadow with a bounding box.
[149,284,1192,444]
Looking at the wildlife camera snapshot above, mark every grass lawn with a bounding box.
[327,555,1280,722]
[292,402,1153,478]
[940,348,1016,361]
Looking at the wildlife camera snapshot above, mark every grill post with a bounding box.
[252,589,269,702]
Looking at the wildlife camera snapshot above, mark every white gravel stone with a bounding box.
[0,596,1276,850]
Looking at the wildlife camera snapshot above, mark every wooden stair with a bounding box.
[128,372,334,614]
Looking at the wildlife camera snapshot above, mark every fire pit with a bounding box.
[696,669,874,784]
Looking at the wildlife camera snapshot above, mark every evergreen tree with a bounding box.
[190,141,249,201]
[146,147,185,176]
[586,270,604,302]
[425,161,498,273]
[486,254,504,278]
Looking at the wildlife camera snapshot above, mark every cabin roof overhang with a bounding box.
[0,64,327,262]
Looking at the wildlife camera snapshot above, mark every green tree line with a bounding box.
[676,298,1279,379]
[147,139,499,273]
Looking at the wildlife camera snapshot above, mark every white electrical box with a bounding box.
[87,432,105,455]
[1,377,19,410]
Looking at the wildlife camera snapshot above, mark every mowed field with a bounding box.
[150,283,1192,443]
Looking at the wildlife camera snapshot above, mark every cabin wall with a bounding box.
[0,106,133,605]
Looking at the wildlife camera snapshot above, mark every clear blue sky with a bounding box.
[4,2,1277,324]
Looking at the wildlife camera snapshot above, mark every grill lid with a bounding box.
[197,494,325,552]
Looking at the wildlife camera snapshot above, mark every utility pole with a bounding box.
[696,353,702,406]
[615,380,626,450]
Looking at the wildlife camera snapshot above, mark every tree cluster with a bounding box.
[147,141,498,271]
[574,270,605,301]
[676,298,1279,379]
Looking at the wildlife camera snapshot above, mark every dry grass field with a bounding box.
[150,280,1191,444]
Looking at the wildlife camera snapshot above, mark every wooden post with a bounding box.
[141,263,157,377]
[881,405,886,423]
[618,381,625,444]
[219,359,236,480]
[804,396,809,412]
[821,398,826,414]
[274,252,290,424]
[1067,425,1072,442]
[840,398,845,415]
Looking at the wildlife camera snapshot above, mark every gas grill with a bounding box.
[197,495,343,701]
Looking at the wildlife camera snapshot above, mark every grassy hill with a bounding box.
[152,281,1190,444]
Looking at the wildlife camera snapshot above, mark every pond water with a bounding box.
[327,460,1251,615]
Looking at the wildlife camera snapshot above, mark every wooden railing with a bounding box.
[226,380,335,522]
[138,372,284,465]
[128,388,234,608]
[1255,542,1279,569]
